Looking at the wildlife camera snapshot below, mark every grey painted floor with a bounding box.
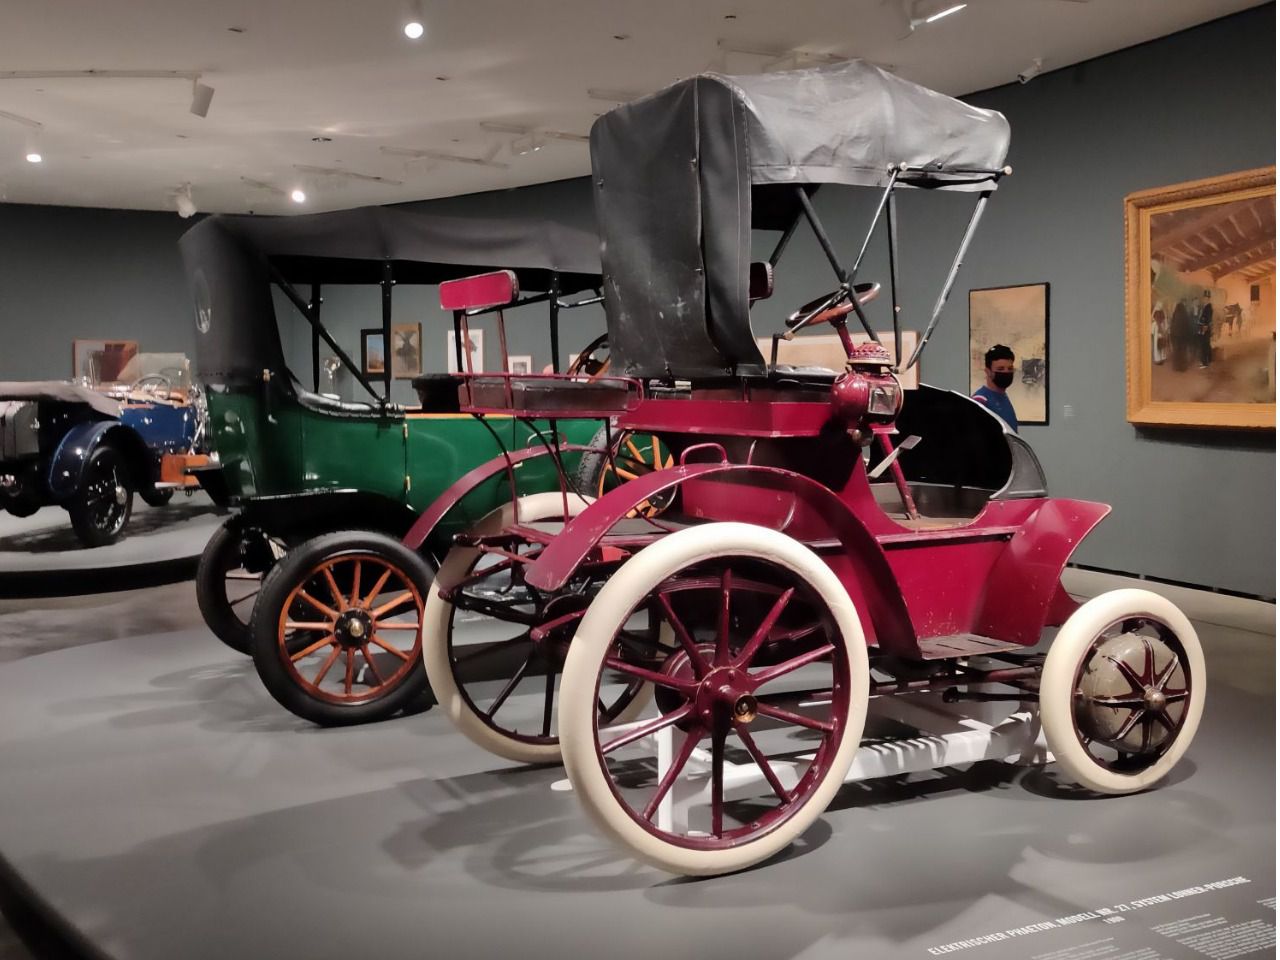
[0,573,1272,960]
[0,492,221,576]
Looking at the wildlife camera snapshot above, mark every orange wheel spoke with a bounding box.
[297,590,340,620]
[372,591,416,618]
[289,634,337,662]
[373,621,421,631]
[363,568,393,607]
[343,649,356,694]
[349,560,363,606]
[284,620,333,631]
[361,645,385,685]
[625,438,646,463]
[322,566,347,610]
[614,467,639,481]
[371,633,413,660]
[312,645,342,685]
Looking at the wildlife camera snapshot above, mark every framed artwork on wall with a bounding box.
[1125,165,1275,429]
[447,329,484,374]
[360,329,385,376]
[968,283,1050,425]
[508,355,533,375]
[753,332,921,388]
[391,323,422,379]
[72,339,138,384]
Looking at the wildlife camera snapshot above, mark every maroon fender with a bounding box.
[973,498,1111,645]
[522,462,918,656]
[401,444,593,551]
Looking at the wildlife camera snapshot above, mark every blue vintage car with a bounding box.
[0,354,208,546]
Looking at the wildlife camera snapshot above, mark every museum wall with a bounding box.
[0,6,1272,595]
[0,203,197,379]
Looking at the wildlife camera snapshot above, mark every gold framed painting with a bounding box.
[1125,166,1275,429]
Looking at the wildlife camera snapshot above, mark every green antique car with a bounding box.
[179,206,610,725]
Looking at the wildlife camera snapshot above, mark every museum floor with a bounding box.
[0,571,1272,960]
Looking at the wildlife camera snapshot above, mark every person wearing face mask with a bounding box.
[972,344,1019,432]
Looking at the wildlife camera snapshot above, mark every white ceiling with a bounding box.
[0,0,1263,215]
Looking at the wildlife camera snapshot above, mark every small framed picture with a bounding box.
[72,339,139,384]
[391,323,422,379]
[969,283,1050,425]
[361,329,386,376]
[508,355,533,375]
[447,329,484,373]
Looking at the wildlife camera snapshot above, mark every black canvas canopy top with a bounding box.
[591,59,1012,379]
[180,205,601,381]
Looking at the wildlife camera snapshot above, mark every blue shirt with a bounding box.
[972,385,1019,432]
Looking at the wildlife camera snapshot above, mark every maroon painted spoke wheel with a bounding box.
[560,524,869,875]
[276,552,423,706]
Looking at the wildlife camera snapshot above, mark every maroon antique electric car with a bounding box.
[403,61,1205,875]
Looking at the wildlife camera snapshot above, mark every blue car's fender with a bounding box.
[46,421,149,501]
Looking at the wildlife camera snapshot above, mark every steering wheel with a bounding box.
[130,373,173,400]
[566,334,611,380]
[785,281,881,335]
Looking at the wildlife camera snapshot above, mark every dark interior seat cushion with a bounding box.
[466,376,632,413]
[411,374,464,412]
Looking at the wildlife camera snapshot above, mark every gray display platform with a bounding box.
[0,574,1272,960]
[0,493,222,595]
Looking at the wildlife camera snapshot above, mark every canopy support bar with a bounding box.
[795,186,879,344]
[886,190,902,370]
[904,190,992,371]
[380,262,393,400]
[550,273,561,374]
[268,264,381,403]
[309,283,321,392]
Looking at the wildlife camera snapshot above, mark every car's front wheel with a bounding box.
[68,445,133,547]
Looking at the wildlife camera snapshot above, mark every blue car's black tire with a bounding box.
[68,445,133,547]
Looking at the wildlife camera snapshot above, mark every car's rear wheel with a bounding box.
[68,445,133,547]
[139,486,175,507]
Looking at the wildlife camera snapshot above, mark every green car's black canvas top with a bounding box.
[179,206,602,382]
[590,59,1012,380]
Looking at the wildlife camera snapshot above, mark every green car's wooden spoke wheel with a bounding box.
[575,426,675,519]
[250,531,432,726]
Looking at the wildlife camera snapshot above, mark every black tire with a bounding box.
[573,424,674,515]
[1,493,40,519]
[249,530,433,726]
[572,423,614,494]
[139,486,175,507]
[197,519,263,655]
[68,445,133,547]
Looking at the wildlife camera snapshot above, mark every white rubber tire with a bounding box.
[1040,588,1205,795]
[424,492,655,764]
[559,522,870,876]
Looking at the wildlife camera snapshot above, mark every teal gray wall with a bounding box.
[0,5,1273,594]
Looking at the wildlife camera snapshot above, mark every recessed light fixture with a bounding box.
[404,2,425,40]
[405,21,424,39]
[924,3,966,23]
[311,136,332,142]
[724,14,737,19]
[227,26,246,33]
[175,183,196,218]
[290,188,307,203]
[613,34,629,40]
[435,76,449,82]
[25,152,42,163]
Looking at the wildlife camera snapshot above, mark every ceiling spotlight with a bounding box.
[1017,58,1044,84]
[290,188,307,203]
[190,79,215,118]
[403,1,425,39]
[25,152,42,163]
[175,184,196,218]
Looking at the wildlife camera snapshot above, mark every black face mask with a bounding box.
[992,371,1015,389]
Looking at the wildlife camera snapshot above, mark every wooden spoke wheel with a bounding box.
[423,492,659,764]
[249,531,432,726]
[559,523,869,876]
[565,333,610,380]
[197,520,288,655]
[574,425,675,519]
[1041,588,1205,795]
